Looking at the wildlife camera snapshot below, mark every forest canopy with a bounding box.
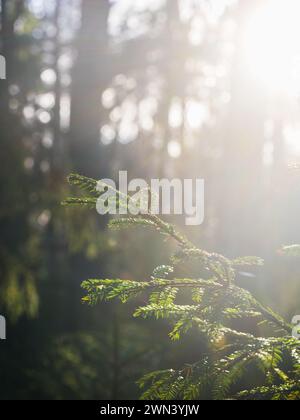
[0,0,299,401]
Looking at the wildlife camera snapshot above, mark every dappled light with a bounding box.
[0,0,300,402]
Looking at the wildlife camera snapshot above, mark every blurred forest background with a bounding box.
[0,0,300,400]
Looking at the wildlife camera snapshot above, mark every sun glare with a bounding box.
[243,0,300,95]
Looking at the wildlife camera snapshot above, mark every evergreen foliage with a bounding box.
[64,174,300,400]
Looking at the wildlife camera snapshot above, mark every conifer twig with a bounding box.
[63,173,299,401]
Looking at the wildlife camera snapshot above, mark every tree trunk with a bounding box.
[69,0,111,178]
[218,0,266,255]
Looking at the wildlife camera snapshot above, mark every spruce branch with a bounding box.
[64,174,299,400]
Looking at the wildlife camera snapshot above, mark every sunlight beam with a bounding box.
[243,0,300,95]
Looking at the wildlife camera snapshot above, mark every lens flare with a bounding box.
[243,0,300,95]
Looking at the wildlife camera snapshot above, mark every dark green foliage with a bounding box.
[65,174,300,400]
